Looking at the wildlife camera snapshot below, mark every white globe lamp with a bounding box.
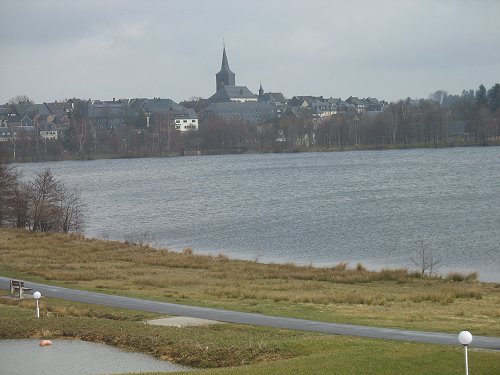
[458,331,473,375]
[33,291,41,318]
[458,330,472,346]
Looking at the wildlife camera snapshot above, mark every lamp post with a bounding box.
[458,330,473,375]
[33,291,41,318]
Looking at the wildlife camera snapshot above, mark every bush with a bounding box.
[356,262,367,272]
[445,271,478,282]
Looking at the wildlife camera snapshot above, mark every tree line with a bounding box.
[0,163,85,232]
[311,84,500,149]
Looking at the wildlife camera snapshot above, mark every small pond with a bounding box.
[0,339,190,375]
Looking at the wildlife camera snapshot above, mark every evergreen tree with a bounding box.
[487,83,500,112]
[475,84,488,107]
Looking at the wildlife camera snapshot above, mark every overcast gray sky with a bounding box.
[1,0,499,104]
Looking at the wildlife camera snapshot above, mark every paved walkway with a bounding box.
[1,276,499,350]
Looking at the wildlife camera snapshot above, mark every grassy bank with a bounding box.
[1,228,499,336]
[1,296,499,375]
[0,296,298,368]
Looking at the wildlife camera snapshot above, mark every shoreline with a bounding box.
[88,235,499,284]
[7,141,499,164]
[170,248,498,283]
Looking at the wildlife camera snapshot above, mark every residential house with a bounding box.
[0,105,14,127]
[151,107,199,132]
[4,114,22,128]
[20,116,33,127]
[346,96,368,114]
[259,91,286,106]
[88,99,127,129]
[129,98,198,131]
[0,126,13,142]
[258,86,286,116]
[287,96,320,109]
[310,99,338,120]
[365,97,384,111]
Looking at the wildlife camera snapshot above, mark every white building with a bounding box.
[40,130,58,140]
[174,117,199,132]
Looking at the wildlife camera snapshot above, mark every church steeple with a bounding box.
[221,47,231,72]
[216,46,235,92]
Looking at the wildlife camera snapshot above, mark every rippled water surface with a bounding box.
[0,339,189,375]
[16,147,500,281]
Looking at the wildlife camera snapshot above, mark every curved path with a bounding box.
[1,276,499,350]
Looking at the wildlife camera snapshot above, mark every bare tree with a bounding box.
[0,163,20,226]
[71,118,94,158]
[13,182,30,228]
[59,187,86,233]
[1,166,85,232]
[410,240,441,276]
[29,169,85,232]
[29,169,64,231]
[430,90,448,106]
[0,163,30,228]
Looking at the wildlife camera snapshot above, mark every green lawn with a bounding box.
[1,298,499,375]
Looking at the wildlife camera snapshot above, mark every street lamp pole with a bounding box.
[458,331,473,375]
[33,291,41,318]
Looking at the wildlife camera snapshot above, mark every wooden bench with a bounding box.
[9,280,34,298]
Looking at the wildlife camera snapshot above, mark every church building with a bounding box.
[208,47,257,103]
[204,47,276,124]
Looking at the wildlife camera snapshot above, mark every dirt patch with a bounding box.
[145,316,223,327]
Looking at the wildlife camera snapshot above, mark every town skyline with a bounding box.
[1,0,500,105]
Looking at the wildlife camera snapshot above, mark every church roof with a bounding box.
[203,101,276,124]
[209,86,257,102]
[205,101,274,111]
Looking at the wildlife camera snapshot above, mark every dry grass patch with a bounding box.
[1,228,499,336]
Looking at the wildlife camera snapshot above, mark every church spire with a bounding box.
[216,45,235,92]
[221,46,232,72]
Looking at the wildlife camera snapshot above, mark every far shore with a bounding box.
[7,140,499,164]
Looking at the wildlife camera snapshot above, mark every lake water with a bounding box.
[15,147,500,282]
[0,339,189,375]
